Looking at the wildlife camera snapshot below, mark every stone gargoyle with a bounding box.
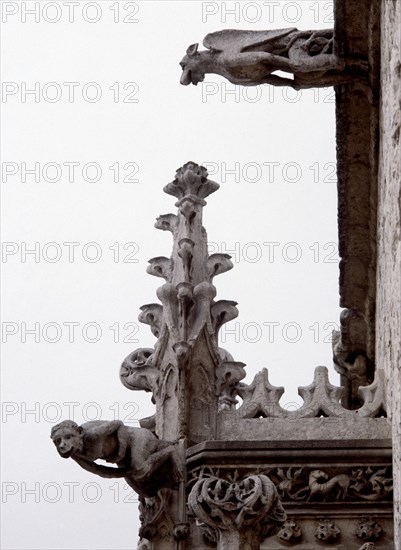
[180,28,367,89]
[51,419,181,498]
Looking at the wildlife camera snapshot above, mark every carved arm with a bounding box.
[72,456,130,479]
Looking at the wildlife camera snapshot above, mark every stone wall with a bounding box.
[377,0,401,545]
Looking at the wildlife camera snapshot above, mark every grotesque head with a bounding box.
[50,420,83,458]
[180,44,205,86]
[120,348,155,392]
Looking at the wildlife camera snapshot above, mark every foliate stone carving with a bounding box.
[188,472,286,547]
[277,520,302,543]
[207,253,233,282]
[315,519,340,543]
[179,28,368,89]
[266,466,393,503]
[350,467,393,501]
[164,161,219,201]
[50,420,181,498]
[154,213,178,236]
[210,300,238,338]
[146,256,173,281]
[358,543,376,550]
[356,518,383,542]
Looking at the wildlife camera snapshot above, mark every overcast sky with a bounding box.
[1,1,338,548]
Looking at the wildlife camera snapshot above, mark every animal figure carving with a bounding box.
[51,419,180,497]
[308,469,350,501]
[180,28,366,90]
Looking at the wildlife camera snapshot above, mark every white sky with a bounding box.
[1,1,338,548]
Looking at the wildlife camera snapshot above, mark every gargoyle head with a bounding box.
[180,43,205,86]
[120,348,156,393]
[50,420,83,458]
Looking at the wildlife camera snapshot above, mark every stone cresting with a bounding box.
[179,28,368,89]
[235,365,386,421]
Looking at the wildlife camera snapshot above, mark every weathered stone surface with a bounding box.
[334,0,381,407]
[377,0,401,546]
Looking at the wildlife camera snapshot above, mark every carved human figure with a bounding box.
[51,420,180,497]
[180,28,366,89]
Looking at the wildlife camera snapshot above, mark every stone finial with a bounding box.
[163,161,219,202]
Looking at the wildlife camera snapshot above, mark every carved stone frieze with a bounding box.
[188,471,286,548]
[266,466,393,503]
